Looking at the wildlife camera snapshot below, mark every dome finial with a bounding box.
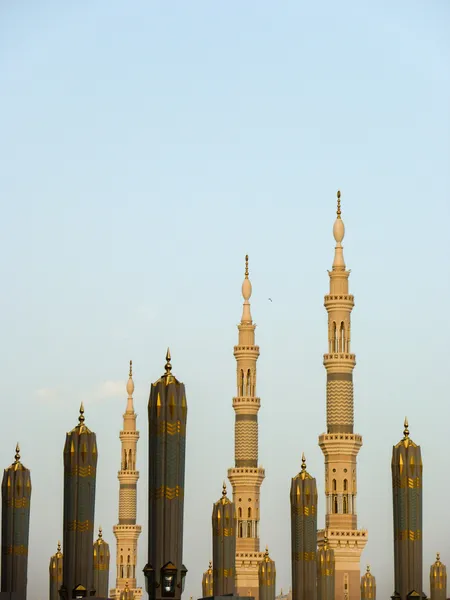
[337,190,341,218]
[79,402,85,424]
[14,443,20,463]
[129,359,132,378]
[222,480,227,497]
[98,526,102,539]
[57,540,61,553]
[165,348,172,375]
[301,452,306,471]
[366,565,370,573]
[241,255,253,322]
[403,416,409,439]
[126,359,135,400]
[436,552,441,563]
[208,560,212,571]
[245,255,249,279]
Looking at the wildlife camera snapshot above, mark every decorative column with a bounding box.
[111,361,142,599]
[60,404,98,599]
[290,454,317,600]
[318,192,367,600]
[50,542,63,600]
[212,483,236,597]
[360,566,376,599]
[228,256,265,600]
[430,553,447,600]
[391,419,424,599]
[93,527,110,597]
[259,547,276,600]
[202,561,213,598]
[316,537,335,600]
[144,350,188,600]
[1,444,32,600]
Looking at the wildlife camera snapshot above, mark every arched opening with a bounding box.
[343,496,348,514]
[333,495,338,514]
[238,507,242,518]
[332,479,337,491]
[340,322,345,352]
[248,507,252,519]
[120,555,124,578]
[123,450,127,470]
[128,449,133,469]
[239,522,243,538]
[246,369,251,395]
[240,370,244,396]
[333,322,338,352]
[127,555,131,577]
[247,522,252,537]
[343,479,348,491]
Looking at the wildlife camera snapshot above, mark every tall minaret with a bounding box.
[49,542,63,600]
[1,443,32,600]
[318,192,368,600]
[391,419,424,599]
[228,255,266,600]
[93,526,110,598]
[110,361,142,600]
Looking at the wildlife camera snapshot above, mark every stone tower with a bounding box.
[227,255,265,600]
[1,443,32,600]
[50,542,64,600]
[391,419,424,599]
[290,454,317,600]
[144,350,188,600]
[60,403,98,599]
[316,537,335,600]
[360,566,376,599]
[430,553,447,600]
[259,547,276,600]
[201,561,213,598]
[212,483,237,597]
[110,361,143,600]
[318,191,368,600]
[93,527,110,598]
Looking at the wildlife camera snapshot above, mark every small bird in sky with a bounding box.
[268,298,272,302]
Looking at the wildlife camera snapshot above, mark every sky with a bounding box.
[0,1,449,598]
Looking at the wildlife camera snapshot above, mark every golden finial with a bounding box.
[125,581,129,591]
[79,402,85,424]
[366,565,370,573]
[222,480,227,497]
[14,443,20,463]
[165,348,172,374]
[337,190,341,218]
[323,534,329,550]
[437,552,441,563]
[264,545,269,560]
[98,526,102,539]
[245,254,249,279]
[129,360,132,377]
[57,541,61,553]
[403,416,409,439]
[208,560,212,571]
[301,452,306,471]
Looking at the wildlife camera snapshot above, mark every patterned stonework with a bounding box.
[326,379,354,429]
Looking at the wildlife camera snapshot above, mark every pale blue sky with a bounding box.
[1,1,449,598]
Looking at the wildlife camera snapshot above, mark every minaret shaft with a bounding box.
[228,256,265,600]
[110,362,142,600]
[318,193,367,600]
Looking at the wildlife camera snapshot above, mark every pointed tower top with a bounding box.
[323,534,329,550]
[301,452,306,471]
[245,254,249,278]
[222,480,227,497]
[208,560,212,571]
[436,552,441,563]
[337,190,341,218]
[57,541,61,553]
[126,359,135,407]
[332,191,346,270]
[264,545,269,560]
[165,348,172,373]
[98,526,103,539]
[241,254,253,322]
[14,443,20,463]
[366,565,370,573]
[79,402,85,424]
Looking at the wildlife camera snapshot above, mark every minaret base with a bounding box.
[235,551,264,600]
[318,529,368,600]
[110,588,143,600]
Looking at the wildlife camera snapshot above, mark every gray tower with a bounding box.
[50,542,63,600]
[93,527,110,597]
[1,444,32,600]
[212,484,236,597]
[430,553,447,600]
[258,548,275,600]
[360,566,376,599]
[144,350,187,600]
[316,537,335,600]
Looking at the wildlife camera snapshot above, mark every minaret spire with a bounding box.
[110,361,142,599]
[318,191,367,599]
[228,255,266,600]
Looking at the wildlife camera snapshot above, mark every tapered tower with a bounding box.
[202,561,213,598]
[60,404,98,599]
[93,527,110,597]
[430,553,447,600]
[110,361,143,600]
[318,192,367,600]
[259,547,276,600]
[50,542,64,600]
[212,483,236,597]
[360,566,376,599]
[144,350,188,600]
[290,454,317,600]
[391,419,424,599]
[316,537,335,600]
[1,444,32,600]
[227,255,265,600]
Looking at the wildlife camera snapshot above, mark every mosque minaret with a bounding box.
[228,256,267,600]
[317,192,368,599]
[110,361,142,600]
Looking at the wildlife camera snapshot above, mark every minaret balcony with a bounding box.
[233,396,261,412]
[119,431,140,439]
[233,345,260,359]
[324,294,354,308]
[323,353,356,371]
[318,432,363,455]
[117,470,140,481]
[113,524,142,535]
[228,466,265,487]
